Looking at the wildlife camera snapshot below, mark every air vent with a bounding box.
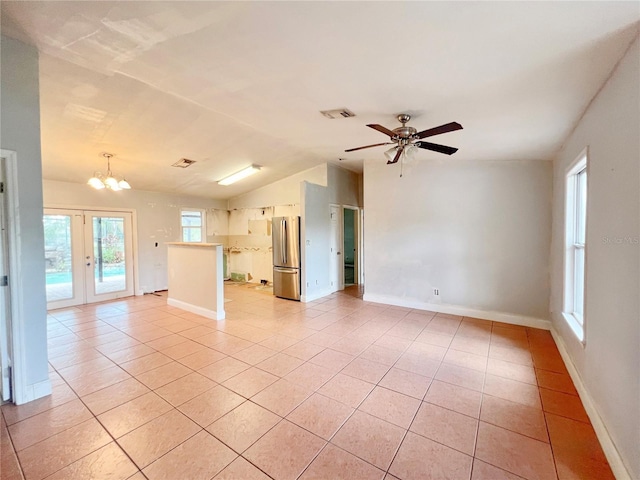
[172,158,196,168]
[320,108,356,119]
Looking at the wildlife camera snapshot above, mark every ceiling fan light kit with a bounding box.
[345,114,463,172]
[87,153,132,191]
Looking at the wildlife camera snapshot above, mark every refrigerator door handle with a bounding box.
[282,218,287,265]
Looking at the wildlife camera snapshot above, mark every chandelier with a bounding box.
[87,153,131,191]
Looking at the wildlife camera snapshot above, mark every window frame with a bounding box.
[562,148,588,344]
[180,208,206,243]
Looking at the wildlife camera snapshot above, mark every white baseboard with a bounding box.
[301,287,335,303]
[167,297,225,321]
[362,293,551,330]
[550,328,632,480]
[16,378,52,405]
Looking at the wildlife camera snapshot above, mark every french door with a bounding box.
[44,209,134,309]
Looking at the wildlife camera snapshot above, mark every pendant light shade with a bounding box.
[403,145,417,163]
[104,176,119,190]
[383,145,418,164]
[383,146,398,162]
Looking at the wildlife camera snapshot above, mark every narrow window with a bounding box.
[563,150,587,342]
[181,209,205,243]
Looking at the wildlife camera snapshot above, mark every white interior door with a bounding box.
[44,209,134,309]
[0,158,12,401]
[84,211,134,303]
[329,205,343,292]
[44,209,84,309]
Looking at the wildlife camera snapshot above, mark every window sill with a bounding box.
[562,312,585,345]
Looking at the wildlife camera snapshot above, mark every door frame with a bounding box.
[329,204,344,292]
[0,150,23,403]
[358,208,364,285]
[44,204,141,300]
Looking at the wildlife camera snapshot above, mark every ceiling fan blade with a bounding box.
[387,147,403,164]
[367,124,397,137]
[344,142,393,153]
[415,122,463,139]
[416,141,459,155]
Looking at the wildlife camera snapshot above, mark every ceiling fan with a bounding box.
[344,114,463,164]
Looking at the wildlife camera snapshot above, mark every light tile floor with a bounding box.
[2,284,614,480]
[46,275,128,302]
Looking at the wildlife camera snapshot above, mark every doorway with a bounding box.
[329,204,343,292]
[343,206,359,286]
[44,209,135,309]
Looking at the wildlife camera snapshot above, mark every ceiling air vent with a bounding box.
[320,108,356,119]
[172,158,196,168]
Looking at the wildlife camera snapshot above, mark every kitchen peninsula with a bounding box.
[166,242,225,320]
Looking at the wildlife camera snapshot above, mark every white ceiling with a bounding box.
[2,2,638,199]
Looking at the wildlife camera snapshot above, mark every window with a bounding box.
[563,150,587,342]
[181,209,205,243]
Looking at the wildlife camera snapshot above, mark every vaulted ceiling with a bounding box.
[2,2,638,198]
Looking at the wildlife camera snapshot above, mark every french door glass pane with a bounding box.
[93,217,126,295]
[43,215,73,302]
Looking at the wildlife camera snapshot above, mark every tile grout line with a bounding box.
[384,315,468,478]
[45,303,204,478]
[530,328,562,480]
[239,305,417,479]
[1,408,28,480]
[21,287,601,479]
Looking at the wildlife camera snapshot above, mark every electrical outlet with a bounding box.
[315,280,318,285]
[433,288,440,296]
[306,282,310,287]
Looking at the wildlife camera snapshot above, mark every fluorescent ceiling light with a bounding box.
[218,165,261,186]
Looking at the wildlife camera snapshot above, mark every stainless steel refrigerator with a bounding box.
[272,216,301,300]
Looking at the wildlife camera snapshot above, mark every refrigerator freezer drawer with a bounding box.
[273,267,300,301]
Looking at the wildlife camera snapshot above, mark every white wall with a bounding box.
[327,163,362,207]
[228,164,326,209]
[550,36,639,479]
[301,181,331,301]
[363,158,552,324]
[43,180,227,293]
[227,207,274,283]
[0,36,50,403]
